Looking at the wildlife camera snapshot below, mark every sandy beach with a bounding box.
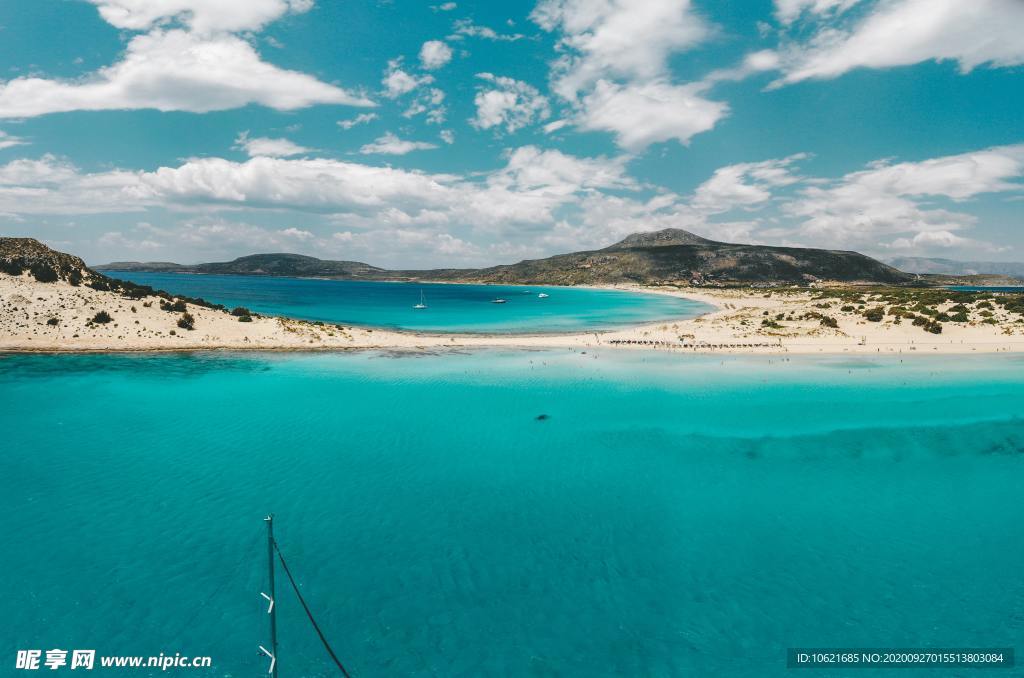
[2,272,1024,355]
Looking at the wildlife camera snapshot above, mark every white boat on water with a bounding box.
[413,290,427,309]
[538,293,549,298]
[492,298,507,304]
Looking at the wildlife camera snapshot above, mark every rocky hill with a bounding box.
[97,252,383,278]
[885,256,1024,279]
[0,237,91,283]
[96,228,912,286]
[1,237,224,309]
[412,229,912,285]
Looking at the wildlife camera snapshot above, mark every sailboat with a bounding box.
[413,290,427,309]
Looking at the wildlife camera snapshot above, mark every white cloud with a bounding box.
[781,144,1024,250]
[95,218,326,261]
[491,146,636,194]
[279,226,314,240]
[87,0,314,34]
[888,230,974,250]
[98,229,164,252]
[419,40,453,70]
[0,146,638,237]
[0,29,373,118]
[0,155,150,215]
[773,0,861,26]
[0,130,28,151]
[841,146,1024,200]
[575,79,727,152]
[449,19,524,42]
[402,88,446,124]
[701,50,781,86]
[5,145,1018,261]
[337,113,378,130]
[234,131,313,157]
[0,155,80,186]
[693,154,806,212]
[432,2,457,11]
[359,133,439,155]
[471,74,550,133]
[776,0,1024,85]
[530,0,726,151]
[531,0,710,98]
[381,58,434,98]
[439,129,455,144]
[331,228,481,265]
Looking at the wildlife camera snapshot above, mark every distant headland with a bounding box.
[96,228,919,286]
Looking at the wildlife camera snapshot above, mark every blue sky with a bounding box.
[0,0,1021,267]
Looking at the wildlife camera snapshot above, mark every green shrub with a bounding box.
[161,299,187,313]
[46,317,59,326]
[840,305,855,312]
[819,315,838,328]
[863,307,885,322]
[238,315,253,323]
[0,259,23,275]
[925,321,942,334]
[177,312,195,330]
[231,306,251,317]
[29,263,59,283]
[92,311,113,324]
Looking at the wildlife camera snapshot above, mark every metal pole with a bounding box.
[265,515,279,678]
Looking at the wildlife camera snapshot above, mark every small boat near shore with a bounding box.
[491,298,507,304]
[538,293,549,298]
[413,290,427,309]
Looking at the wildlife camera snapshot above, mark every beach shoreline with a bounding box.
[3,273,1024,356]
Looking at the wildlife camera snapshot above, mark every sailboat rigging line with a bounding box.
[272,538,353,678]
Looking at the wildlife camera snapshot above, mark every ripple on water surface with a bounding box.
[2,351,1023,677]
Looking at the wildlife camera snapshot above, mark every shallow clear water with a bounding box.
[949,285,1024,293]
[104,272,710,333]
[2,351,1024,677]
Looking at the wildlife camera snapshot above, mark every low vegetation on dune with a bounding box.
[792,285,1024,335]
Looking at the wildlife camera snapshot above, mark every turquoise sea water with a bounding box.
[3,351,1024,676]
[104,272,711,333]
[949,285,1024,293]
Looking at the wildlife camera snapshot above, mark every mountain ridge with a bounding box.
[885,255,1024,279]
[94,228,912,285]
